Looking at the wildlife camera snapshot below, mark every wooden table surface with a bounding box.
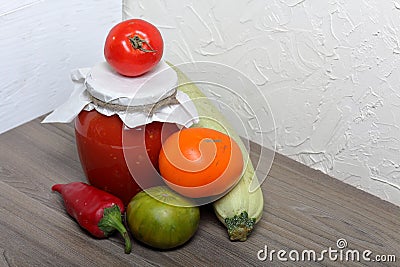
[0,117,399,267]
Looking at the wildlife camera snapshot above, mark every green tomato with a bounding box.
[126,186,200,249]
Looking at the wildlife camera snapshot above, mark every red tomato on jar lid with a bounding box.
[104,19,163,77]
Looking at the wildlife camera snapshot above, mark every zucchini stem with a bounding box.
[224,211,256,241]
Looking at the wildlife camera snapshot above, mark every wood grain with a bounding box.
[0,117,399,266]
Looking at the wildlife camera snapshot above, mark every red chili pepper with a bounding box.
[52,182,132,254]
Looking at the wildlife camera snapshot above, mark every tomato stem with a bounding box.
[129,35,156,53]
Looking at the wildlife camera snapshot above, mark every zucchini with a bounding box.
[169,63,264,241]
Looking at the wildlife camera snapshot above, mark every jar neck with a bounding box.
[88,89,179,116]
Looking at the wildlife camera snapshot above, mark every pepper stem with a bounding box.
[98,205,132,254]
[224,211,256,241]
[128,35,156,53]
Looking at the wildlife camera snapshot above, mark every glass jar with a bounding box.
[72,61,188,205]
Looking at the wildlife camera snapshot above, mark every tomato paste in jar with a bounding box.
[75,110,179,205]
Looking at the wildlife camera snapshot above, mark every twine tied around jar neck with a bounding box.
[88,89,180,117]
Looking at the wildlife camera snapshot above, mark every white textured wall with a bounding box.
[123,0,400,206]
[0,1,120,134]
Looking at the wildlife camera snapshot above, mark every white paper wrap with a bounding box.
[42,61,199,128]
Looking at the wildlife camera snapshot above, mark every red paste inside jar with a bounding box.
[75,109,179,205]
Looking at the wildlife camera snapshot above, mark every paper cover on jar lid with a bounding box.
[42,61,199,128]
[86,61,178,106]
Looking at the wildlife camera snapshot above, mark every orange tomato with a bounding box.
[158,128,244,198]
